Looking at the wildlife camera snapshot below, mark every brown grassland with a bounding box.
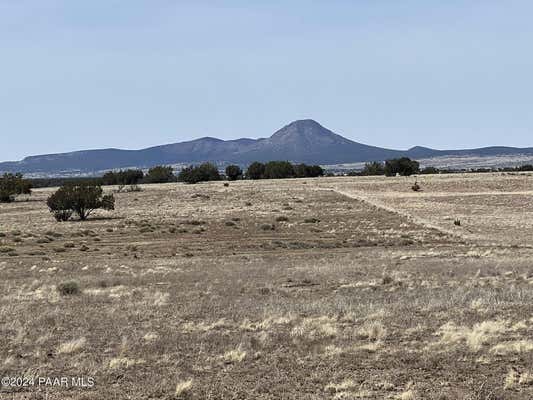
[1,173,533,399]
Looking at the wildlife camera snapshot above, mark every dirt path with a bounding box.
[321,187,471,242]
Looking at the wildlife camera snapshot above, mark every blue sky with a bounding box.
[1,0,533,161]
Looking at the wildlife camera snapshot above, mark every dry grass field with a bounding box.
[1,173,533,399]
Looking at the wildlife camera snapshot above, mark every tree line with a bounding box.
[177,161,324,184]
[352,158,533,177]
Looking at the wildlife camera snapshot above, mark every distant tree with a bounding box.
[517,164,533,172]
[225,165,243,181]
[294,164,324,178]
[306,164,325,178]
[102,169,144,185]
[263,161,295,179]
[361,162,385,176]
[0,173,32,203]
[384,157,420,177]
[420,166,439,175]
[178,163,221,184]
[143,166,176,184]
[246,162,266,180]
[293,164,308,178]
[47,183,115,221]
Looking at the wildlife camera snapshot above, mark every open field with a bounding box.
[1,173,533,399]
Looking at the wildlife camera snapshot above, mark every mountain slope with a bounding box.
[1,119,533,174]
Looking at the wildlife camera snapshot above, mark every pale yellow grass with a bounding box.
[222,347,247,364]
[57,337,87,354]
[435,320,508,351]
[491,340,533,355]
[175,379,193,398]
[357,321,387,341]
[108,357,145,369]
[291,316,338,342]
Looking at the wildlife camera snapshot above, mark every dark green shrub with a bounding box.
[0,173,32,203]
[384,158,420,177]
[246,162,266,179]
[47,183,115,221]
[143,166,176,184]
[57,280,80,296]
[225,165,243,181]
[178,163,221,184]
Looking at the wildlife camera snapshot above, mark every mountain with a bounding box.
[2,119,533,175]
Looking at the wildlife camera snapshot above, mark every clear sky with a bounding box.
[1,0,533,161]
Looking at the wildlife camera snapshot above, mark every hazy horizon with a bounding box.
[2,1,533,161]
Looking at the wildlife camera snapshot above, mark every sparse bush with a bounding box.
[178,163,221,184]
[384,157,420,177]
[47,183,115,221]
[143,166,176,184]
[184,220,205,226]
[225,165,243,181]
[57,280,80,296]
[260,223,275,231]
[191,193,210,199]
[454,219,461,226]
[0,173,32,203]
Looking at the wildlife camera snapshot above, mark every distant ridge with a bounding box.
[2,119,533,175]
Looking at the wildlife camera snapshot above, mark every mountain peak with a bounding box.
[270,119,338,141]
[273,119,324,133]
